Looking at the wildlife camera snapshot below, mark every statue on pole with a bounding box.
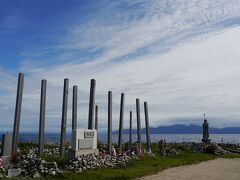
[202,114,211,144]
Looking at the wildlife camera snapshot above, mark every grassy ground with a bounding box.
[39,152,240,180]
[4,142,240,179]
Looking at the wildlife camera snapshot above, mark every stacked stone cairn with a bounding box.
[65,153,138,173]
[12,149,63,178]
[158,139,179,157]
[4,146,139,178]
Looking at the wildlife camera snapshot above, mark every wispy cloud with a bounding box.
[1,0,240,132]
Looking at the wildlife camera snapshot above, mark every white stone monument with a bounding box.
[69,129,99,159]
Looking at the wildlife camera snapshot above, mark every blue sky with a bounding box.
[1,0,240,132]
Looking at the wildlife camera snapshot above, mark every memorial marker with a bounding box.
[60,78,69,157]
[202,114,211,144]
[12,73,24,155]
[95,105,98,130]
[136,98,141,150]
[1,133,12,156]
[72,85,78,130]
[144,101,151,153]
[107,91,112,154]
[129,111,132,150]
[88,79,96,129]
[118,93,125,154]
[38,79,47,155]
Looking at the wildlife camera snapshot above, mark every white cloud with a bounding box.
[1,0,240,132]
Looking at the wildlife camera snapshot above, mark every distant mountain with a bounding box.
[114,124,240,134]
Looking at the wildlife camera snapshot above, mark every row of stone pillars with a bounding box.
[11,72,151,157]
[11,73,98,157]
[107,92,151,155]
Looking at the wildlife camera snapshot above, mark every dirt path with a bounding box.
[139,158,240,180]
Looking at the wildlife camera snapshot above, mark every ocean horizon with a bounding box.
[1,133,239,144]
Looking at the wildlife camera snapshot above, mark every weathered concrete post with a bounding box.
[88,79,96,129]
[144,101,151,153]
[136,98,141,150]
[72,85,77,130]
[118,93,125,154]
[95,105,98,130]
[60,78,69,157]
[2,133,12,156]
[107,91,112,154]
[129,111,132,150]
[38,79,47,155]
[12,73,24,155]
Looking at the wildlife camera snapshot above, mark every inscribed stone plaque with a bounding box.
[78,139,93,149]
[7,168,21,177]
[84,131,94,138]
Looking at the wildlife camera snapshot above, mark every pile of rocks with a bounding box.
[158,140,180,157]
[23,147,62,156]
[43,147,60,156]
[192,143,203,152]
[66,153,138,173]
[13,149,63,178]
[203,143,227,155]
[0,158,6,178]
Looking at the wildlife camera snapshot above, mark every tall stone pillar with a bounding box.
[38,79,47,155]
[107,91,112,154]
[72,85,77,130]
[60,78,69,157]
[12,73,24,155]
[136,98,141,150]
[95,105,98,130]
[129,111,132,150]
[88,79,96,129]
[118,93,125,154]
[144,101,151,153]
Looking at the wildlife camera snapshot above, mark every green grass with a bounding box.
[8,142,240,179]
[38,151,239,180]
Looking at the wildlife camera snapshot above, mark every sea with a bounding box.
[1,133,240,144]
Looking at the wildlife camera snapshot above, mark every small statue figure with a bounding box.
[158,139,166,156]
[202,114,211,143]
[111,146,116,156]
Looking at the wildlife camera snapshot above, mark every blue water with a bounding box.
[1,133,240,144]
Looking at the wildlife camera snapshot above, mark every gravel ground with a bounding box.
[139,158,240,180]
